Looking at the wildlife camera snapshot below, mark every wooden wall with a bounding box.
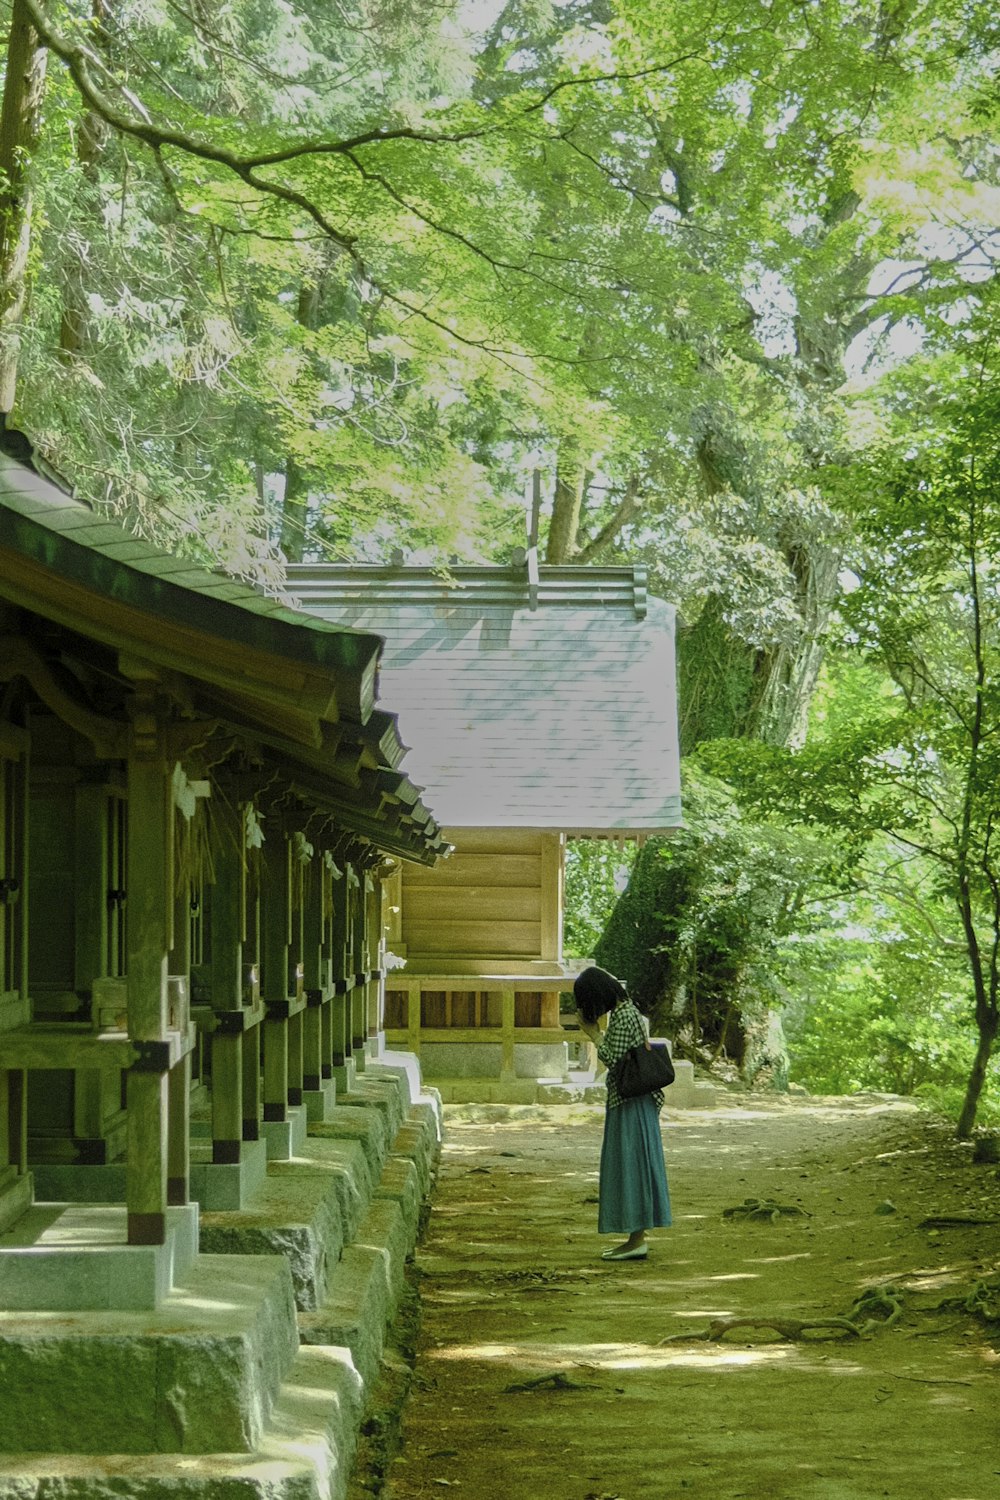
[398,828,564,969]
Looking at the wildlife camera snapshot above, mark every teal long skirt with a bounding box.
[598,1094,672,1235]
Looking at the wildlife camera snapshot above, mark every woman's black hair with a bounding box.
[573,965,628,1024]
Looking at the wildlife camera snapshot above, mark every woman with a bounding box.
[574,965,671,1261]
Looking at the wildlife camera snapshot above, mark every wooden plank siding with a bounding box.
[400,828,547,963]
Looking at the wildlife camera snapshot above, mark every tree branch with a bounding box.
[576,476,644,562]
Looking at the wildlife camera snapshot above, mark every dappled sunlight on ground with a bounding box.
[426,1336,836,1372]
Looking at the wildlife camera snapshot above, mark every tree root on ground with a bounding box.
[935,1276,1000,1323]
[847,1285,905,1330]
[658,1315,860,1345]
[917,1214,999,1228]
[502,1371,600,1393]
[656,1272,1000,1347]
[722,1197,812,1222]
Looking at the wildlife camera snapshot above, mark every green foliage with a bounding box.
[594,766,828,1078]
[6,0,999,602]
[563,838,637,962]
[699,315,1000,1129]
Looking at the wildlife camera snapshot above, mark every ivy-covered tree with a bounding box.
[593,768,831,1084]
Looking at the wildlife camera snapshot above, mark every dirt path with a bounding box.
[358,1095,1000,1500]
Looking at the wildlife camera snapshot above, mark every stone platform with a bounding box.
[430,1058,717,1108]
[0,1050,443,1500]
[0,1203,198,1311]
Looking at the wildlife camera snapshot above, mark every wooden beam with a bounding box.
[539,832,563,962]
[0,1023,193,1070]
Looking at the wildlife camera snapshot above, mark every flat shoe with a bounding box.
[601,1244,648,1261]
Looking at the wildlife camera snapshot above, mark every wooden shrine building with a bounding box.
[0,444,445,1240]
[289,562,683,1099]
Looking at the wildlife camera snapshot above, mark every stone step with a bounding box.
[338,1075,408,1140]
[0,1053,443,1498]
[0,1252,299,1454]
[0,1203,198,1311]
[298,1194,411,1391]
[198,1099,441,1312]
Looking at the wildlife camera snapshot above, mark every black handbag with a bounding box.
[613,1040,676,1099]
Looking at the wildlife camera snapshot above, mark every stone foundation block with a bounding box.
[308,1105,390,1180]
[262,1105,309,1161]
[0,1344,365,1500]
[303,1078,337,1122]
[352,1199,409,1311]
[278,1136,373,1244]
[297,1199,408,1393]
[331,1058,357,1094]
[297,1245,391,1393]
[409,1092,443,1148]
[420,1041,502,1079]
[189,1138,268,1211]
[0,1255,298,1454]
[368,1052,420,1106]
[390,1121,437,1201]
[374,1156,421,1233]
[0,1204,198,1312]
[513,1042,569,1079]
[339,1076,406,1140]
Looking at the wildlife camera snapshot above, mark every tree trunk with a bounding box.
[956,1009,998,1138]
[279,277,324,562]
[280,456,310,564]
[59,2,109,360]
[545,437,586,563]
[0,0,49,409]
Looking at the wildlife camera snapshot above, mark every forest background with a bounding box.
[3,0,1000,1135]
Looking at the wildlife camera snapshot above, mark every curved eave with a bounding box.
[0,458,382,727]
[0,455,442,861]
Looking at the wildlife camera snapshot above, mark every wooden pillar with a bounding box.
[406,981,421,1057]
[321,1001,333,1081]
[210,1031,242,1162]
[540,832,564,963]
[303,1001,322,1092]
[302,845,324,1090]
[288,1010,304,1106]
[365,874,381,1037]
[260,824,290,1122]
[330,865,349,1067]
[73,779,109,1150]
[126,1072,168,1243]
[167,1052,190,1203]
[242,1024,261,1140]
[263,1013,288,1122]
[210,800,243,1010]
[350,867,367,1056]
[260,824,291,1006]
[124,703,170,1245]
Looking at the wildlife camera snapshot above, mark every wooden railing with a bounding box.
[383,972,580,1078]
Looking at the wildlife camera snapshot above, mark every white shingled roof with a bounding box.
[289,564,682,833]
